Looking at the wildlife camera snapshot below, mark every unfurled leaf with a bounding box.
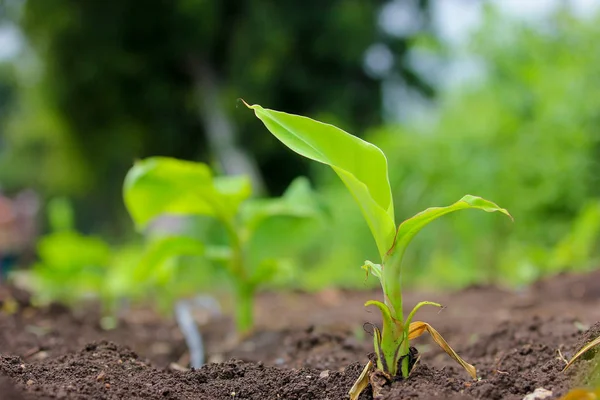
[37,231,111,270]
[123,157,251,229]
[135,236,205,283]
[392,195,512,257]
[240,176,321,234]
[249,258,295,287]
[563,335,600,372]
[408,321,477,379]
[245,102,396,258]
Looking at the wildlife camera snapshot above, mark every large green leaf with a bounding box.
[392,195,512,258]
[245,102,396,258]
[240,176,322,234]
[123,157,252,230]
[37,231,111,270]
[135,235,205,284]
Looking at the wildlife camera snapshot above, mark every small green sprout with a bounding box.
[123,157,321,334]
[30,197,135,329]
[244,101,512,398]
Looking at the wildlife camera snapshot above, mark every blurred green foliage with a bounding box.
[0,0,432,234]
[300,9,600,290]
[3,4,600,298]
[30,198,140,327]
[124,157,323,332]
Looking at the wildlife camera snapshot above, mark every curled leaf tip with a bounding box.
[461,194,514,221]
[239,98,253,109]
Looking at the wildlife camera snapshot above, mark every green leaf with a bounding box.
[123,157,251,229]
[245,102,396,258]
[240,176,322,234]
[37,231,111,270]
[135,235,205,283]
[248,258,297,287]
[392,194,512,258]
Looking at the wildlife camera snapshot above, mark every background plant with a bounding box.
[28,197,140,329]
[123,156,322,334]
[2,4,600,305]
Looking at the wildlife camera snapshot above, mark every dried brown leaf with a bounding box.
[408,321,477,379]
[349,360,373,400]
[563,335,600,372]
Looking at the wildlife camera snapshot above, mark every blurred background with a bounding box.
[0,0,599,304]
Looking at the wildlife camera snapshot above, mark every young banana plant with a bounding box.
[244,101,513,398]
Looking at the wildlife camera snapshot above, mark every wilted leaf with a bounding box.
[408,321,477,379]
[245,102,396,259]
[563,335,600,372]
[559,388,600,400]
[348,361,373,400]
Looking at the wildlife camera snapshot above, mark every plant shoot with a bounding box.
[123,157,321,334]
[245,101,513,398]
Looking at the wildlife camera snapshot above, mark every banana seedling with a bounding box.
[245,101,512,398]
[124,157,323,335]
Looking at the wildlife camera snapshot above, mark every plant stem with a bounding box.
[221,215,255,334]
[382,249,405,324]
[234,281,254,334]
[382,248,412,377]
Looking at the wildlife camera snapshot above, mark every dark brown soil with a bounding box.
[1,270,600,399]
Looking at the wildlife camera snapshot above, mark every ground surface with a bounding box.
[1,270,599,399]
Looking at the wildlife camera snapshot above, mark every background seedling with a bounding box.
[29,197,138,329]
[245,102,512,398]
[124,157,322,334]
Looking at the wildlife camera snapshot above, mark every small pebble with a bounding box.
[522,388,553,400]
[105,383,110,389]
[319,370,330,379]
[26,380,34,385]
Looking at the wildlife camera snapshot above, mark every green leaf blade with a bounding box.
[123,157,251,230]
[394,194,512,256]
[136,235,205,281]
[246,102,396,258]
[240,176,322,234]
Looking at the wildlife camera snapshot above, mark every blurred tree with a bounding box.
[2,0,433,232]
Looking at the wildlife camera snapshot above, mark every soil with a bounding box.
[1,270,599,399]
